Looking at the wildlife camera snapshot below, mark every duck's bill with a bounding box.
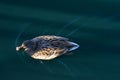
[16,46,21,51]
[16,45,26,51]
[68,42,80,51]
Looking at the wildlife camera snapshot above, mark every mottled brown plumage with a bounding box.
[16,35,79,60]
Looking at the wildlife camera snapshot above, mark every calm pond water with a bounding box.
[0,0,120,80]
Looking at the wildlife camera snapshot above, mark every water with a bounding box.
[0,0,120,80]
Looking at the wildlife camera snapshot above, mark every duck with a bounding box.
[16,35,79,60]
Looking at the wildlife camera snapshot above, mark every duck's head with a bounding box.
[16,40,36,52]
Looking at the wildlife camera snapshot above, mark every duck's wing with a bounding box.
[31,47,68,60]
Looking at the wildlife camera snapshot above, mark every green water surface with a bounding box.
[0,0,120,80]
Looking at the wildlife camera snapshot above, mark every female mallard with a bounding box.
[16,35,79,60]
